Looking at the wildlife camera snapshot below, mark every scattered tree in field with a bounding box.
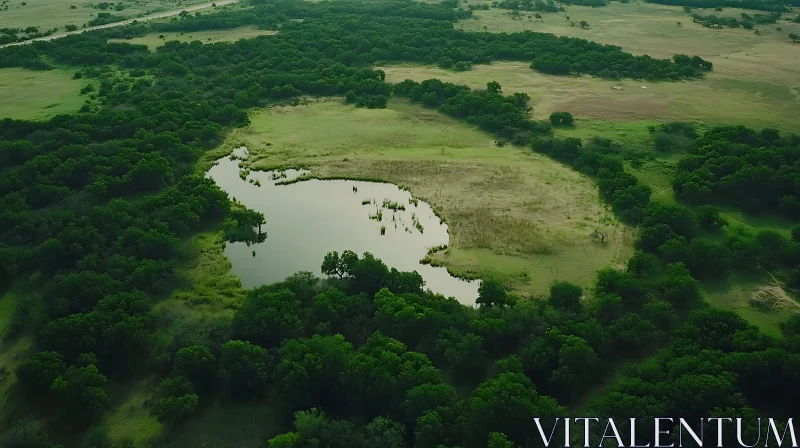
[579,20,589,28]
[549,111,574,126]
[790,33,799,42]
[321,250,359,278]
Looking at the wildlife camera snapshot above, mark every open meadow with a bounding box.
[381,2,800,133]
[0,67,86,120]
[235,98,633,295]
[0,0,210,33]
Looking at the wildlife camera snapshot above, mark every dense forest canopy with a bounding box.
[0,0,798,446]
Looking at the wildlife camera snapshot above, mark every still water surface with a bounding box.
[206,148,479,305]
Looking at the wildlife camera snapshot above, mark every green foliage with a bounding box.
[695,204,728,231]
[0,0,798,442]
[232,287,302,348]
[691,11,780,28]
[548,111,574,127]
[151,392,199,424]
[648,0,790,12]
[488,432,517,448]
[673,126,800,219]
[548,281,582,311]
[49,364,110,427]
[469,372,565,445]
[1,418,55,448]
[220,340,270,399]
[173,345,218,392]
[275,334,353,412]
[17,351,67,396]
[477,278,516,308]
[658,262,701,307]
[321,250,359,279]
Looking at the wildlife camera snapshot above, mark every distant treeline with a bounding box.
[691,11,781,28]
[647,0,793,12]
[493,0,564,12]
[1,3,712,81]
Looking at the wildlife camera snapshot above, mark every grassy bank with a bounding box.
[235,98,632,295]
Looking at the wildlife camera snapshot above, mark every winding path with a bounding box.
[0,0,241,48]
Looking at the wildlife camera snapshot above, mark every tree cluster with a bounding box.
[394,79,550,143]
[691,11,780,29]
[672,126,800,219]
[493,0,563,13]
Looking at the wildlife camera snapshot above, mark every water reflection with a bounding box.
[206,148,479,305]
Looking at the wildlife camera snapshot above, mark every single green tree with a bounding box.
[548,281,583,311]
[477,278,515,308]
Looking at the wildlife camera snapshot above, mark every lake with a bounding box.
[206,147,479,305]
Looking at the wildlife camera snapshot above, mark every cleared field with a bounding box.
[0,0,209,33]
[437,2,800,132]
[109,26,277,50]
[378,60,799,132]
[0,67,86,120]
[458,2,800,59]
[236,98,633,295]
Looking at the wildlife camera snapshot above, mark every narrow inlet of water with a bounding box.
[206,148,479,305]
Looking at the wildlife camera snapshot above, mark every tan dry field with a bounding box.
[375,2,800,132]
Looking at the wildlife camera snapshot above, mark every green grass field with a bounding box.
[236,98,632,295]
[109,27,277,50]
[0,0,210,33]
[0,67,87,120]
